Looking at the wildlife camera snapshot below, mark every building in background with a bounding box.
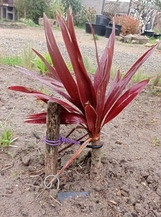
[0,0,16,21]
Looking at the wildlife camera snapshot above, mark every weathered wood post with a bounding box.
[45,102,61,177]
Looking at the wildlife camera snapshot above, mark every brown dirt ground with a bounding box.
[0,25,161,217]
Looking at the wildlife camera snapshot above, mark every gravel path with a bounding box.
[0,25,161,76]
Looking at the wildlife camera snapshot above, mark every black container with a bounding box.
[85,22,92,34]
[96,15,110,26]
[144,30,154,37]
[85,23,106,36]
[108,23,122,36]
[115,24,122,35]
[105,26,120,38]
[93,24,106,36]
[154,33,161,39]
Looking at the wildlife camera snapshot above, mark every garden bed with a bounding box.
[0,26,161,217]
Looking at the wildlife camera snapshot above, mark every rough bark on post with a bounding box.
[45,102,61,177]
[90,139,102,182]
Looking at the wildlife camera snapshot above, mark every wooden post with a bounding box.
[45,102,61,177]
[90,139,102,182]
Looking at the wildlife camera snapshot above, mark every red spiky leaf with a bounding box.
[8,11,157,141]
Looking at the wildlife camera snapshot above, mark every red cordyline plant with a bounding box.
[9,10,156,180]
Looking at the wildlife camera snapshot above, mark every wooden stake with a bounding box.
[90,139,102,182]
[45,102,61,177]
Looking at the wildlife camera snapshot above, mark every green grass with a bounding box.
[1,48,160,90]
[152,137,160,146]
[132,70,149,83]
[32,53,53,75]
[19,18,38,27]
[151,74,161,86]
[109,67,161,90]
[0,110,17,148]
[0,45,36,69]
[82,55,95,74]
[0,126,14,148]
[110,67,159,85]
[33,53,96,75]
[110,67,119,79]
[21,45,36,70]
[147,36,161,45]
[0,56,22,66]
[74,25,85,30]
[93,34,99,40]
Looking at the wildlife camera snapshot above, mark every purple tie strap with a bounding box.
[44,135,81,146]
[44,136,103,149]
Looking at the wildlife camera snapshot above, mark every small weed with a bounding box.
[152,137,160,146]
[0,127,13,147]
[0,110,17,148]
[21,45,36,70]
[66,61,73,72]
[82,55,95,74]
[94,34,99,40]
[152,74,161,86]
[151,87,157,95]
[148,37,156,45]
[39,86,50,95]
[110,67,121,80]
[132,70,149,83]
[151,86,161,96]
[6,151,14,159]
[27,144,35,154]
[33,53,95,75]
[54,26,60,31]
[149,73,161,96]
[32,53,53,75]
[11,170,23,177]
[148,36,161,45]
[36,149,44,164]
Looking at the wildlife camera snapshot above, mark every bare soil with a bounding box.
[0,25,161,217]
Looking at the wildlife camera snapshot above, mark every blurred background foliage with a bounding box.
[15,0,96,27]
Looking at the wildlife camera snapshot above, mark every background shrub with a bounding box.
[16,0,96,27]
[114,14,140,36]
[16,0,48,23]
[46,0,64,19]
[62,0,82,23]
[75,6,96,27]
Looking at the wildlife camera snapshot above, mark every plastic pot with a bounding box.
[154,33,161,39]
[93,24,106,36]
[85,22,92,34]
[105,26,119,38]
[96,15,110,26]
[144,30,154,37]
[85,23,106,36]
[108,23,122,36]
